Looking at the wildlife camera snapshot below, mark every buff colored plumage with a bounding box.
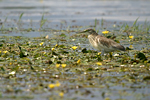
[80,28,125,55]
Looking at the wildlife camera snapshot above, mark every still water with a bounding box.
[0,0,150,37]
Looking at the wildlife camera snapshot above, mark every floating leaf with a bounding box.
[45,60,53,64]
[82,48,88,53]
[87,68,93,71]
[59,33,66,37]
[126,47,132,50]
[136,52,147,61]
[0,44,3,47]
[143,76,150,80]
[0,67,5,71]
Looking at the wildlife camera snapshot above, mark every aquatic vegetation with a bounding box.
[40,14,47,28]
[0,18,150,100]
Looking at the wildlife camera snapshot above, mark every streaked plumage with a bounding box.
[80,28,125,55]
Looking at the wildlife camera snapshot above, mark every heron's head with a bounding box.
[79,28,98,35]
[82,28,96,33]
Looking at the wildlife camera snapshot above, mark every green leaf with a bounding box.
[0,67,5,71]
[143,76,150,80]
[87,68,93,71]
[82,48,88,53]
[0,44,3,47]
[59,33,66,37]
[136,52,147,61]
[40,14,47,28]
[19,13,24,23]
[132,17,139,27]
[18,46,27,58]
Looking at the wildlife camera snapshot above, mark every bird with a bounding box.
[79,28,125,55]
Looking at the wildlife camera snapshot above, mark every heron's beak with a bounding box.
[76,30,87,34]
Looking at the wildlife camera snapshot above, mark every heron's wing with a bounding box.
[96,35,125,51]
[96,35,112,48]
[112,45,125,51]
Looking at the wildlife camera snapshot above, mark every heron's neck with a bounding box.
[91,32,98,36]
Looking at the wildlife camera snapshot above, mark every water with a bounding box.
[0,0,150,37]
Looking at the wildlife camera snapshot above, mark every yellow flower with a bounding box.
[3,51,8,53]
[102,31,109,34]
[55,81,61,87]
[59,92,64,97]
[48,84,55,89]
[9,62,12,65]
[39,42,44,46]
[55,44,58,47]
[56,64,60,68]
[129,45,133,48]
[129,35,134,39]
[51,48,55,51]
[0,51,1,53]
[96,62,102,66]
[61,64,66,68]
[98,52,101,55]
[77,59,81,64]
[72,46,77,50]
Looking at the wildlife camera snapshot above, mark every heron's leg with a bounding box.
[101,50,104,56]
[109,52,113,59]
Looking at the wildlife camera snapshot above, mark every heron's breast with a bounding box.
[88,35,99,49]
